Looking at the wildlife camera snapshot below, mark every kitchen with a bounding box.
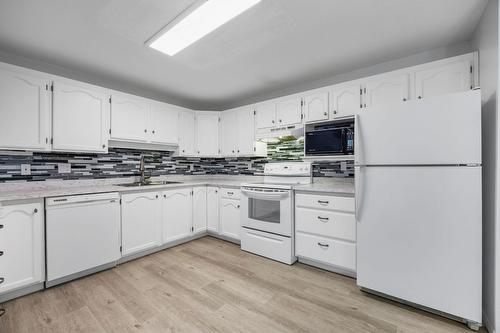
[0,1,497,332]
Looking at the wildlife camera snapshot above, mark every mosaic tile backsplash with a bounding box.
[0,137,353,182]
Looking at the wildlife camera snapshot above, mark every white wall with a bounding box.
[472,0,499,332]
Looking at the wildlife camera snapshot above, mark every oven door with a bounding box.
[305,128,344,155]
[240,187,293,237]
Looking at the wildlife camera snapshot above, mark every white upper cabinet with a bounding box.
[195,111,220,157]
[150,102,179,145]
[192,187,207,234]
[0,65,51,151]
[363,73,410,109]
[415,60,472,100]
[220,110,238,156]
[330,83,363,119]
[110,92,150,143]
[304,91,329,123]
[178,110,196,156]
[52,80,109,153]
[0,202,44,294]
[255,102,277,129]
[162,188,192,243]
[236,106,258,156]
[276,96,303,126]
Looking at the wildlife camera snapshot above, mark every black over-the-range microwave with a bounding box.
[304,119,355,156]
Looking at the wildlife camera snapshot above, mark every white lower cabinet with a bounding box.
[295,193,356,274]
[162,188,193,243]
[220,196,241,241]
[207,187,219,233]
[121,192,162,256]
[0,201,44,295]
[192,187,207,234]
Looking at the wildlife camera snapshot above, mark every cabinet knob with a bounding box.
[155,195,159,199]
[232,150,235,153]
[237,150,240,153]
[332,111,336,115]
[237,205,240,208]
[0,277,4,284]
[102,144,106,148]
[0,224,4,229]
[164,194,166,198]
[182,150,185,153]
[33,208,38,214]
[152,130,155,134]
[272,120,275,124]
[279,119,282,122]
[0,251,4,256]
[418,96,422,99]
[403,98,407,101]
[144,129,147,133]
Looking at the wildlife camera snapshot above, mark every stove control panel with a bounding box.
[264,162,312,176]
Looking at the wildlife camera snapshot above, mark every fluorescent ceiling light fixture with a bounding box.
[148,0,261,56]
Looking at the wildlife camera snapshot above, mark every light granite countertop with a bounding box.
[0,175,354,202]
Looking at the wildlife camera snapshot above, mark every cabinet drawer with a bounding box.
[295,208,356,242]
[295,193,354,212]
[221,188,241,200]
[296,232,356,271]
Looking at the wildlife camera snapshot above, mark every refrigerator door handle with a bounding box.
[355,166,364,221]
[354,114,362,165]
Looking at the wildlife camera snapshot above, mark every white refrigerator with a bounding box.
[355,90,482,328]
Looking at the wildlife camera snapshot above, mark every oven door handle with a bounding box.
[241,188,290,200]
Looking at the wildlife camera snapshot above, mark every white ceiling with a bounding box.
[0,0,488,110]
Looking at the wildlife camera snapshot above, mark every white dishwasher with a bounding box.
[46,192,121,287]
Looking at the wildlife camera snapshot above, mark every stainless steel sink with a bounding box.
[118,181,182,187]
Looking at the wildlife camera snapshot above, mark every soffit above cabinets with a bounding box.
[0,0,488,110]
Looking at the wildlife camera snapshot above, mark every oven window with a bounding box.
[249,198,280,223]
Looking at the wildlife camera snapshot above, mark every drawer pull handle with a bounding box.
[0,277,4,284]
[0,251,3,256]
[227,192,234,195]
[317,216,329,221]
[317,242,329,248]
[317,200,329,204]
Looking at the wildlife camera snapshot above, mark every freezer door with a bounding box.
[356,166,482,323]
[355,90,481,165]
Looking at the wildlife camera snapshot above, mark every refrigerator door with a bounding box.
[356,165,482,322]
[355,90,481,166]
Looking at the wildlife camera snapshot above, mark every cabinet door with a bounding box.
[0,67,51,151]
[52,81,110,153]
[237,107,257,156]
[0,202,44,293]
[304,91,329,123]
[195,111,219,157]
[150,102,179,145]
[220,110,237,156]
[207,187,219,233]
[121,192,161,256]
[276,97,303,126]
[363,74,410,109]
[255,102,276,129]
[192,187,207,234]
[110,93,150,142]
[415,60,472,99]
[178,110,196,156]
[162,188,192,243]
[330,84,363,119]
[220,199,240,240]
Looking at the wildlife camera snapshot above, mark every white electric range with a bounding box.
[240,162,312,264]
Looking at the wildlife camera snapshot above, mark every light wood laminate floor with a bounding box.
[0,237,486,333]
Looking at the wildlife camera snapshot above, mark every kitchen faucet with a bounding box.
[139,154,150,184]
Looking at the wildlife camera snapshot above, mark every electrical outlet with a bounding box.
[58,163,71,174]
[340,161,347,171]
[20,164,31,176]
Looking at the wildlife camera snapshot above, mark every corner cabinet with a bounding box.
[52,80,110,153]
[0,65,51,151]
[220,107,266,157]
[121,192,162,257]
[0,201,44,295]
[195,111,220,157]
